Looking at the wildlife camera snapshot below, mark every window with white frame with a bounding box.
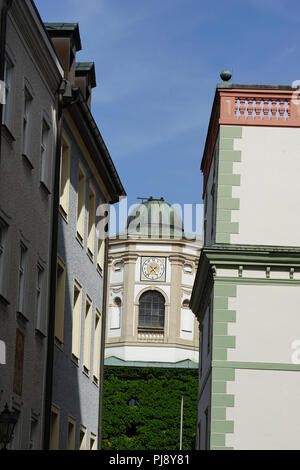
[36,264,44,333]
[18,243,27,313]
[83,295,92,375]
[59,135,70,219]
[2,56,13,127]
[87,185,96,259]
[93,309,101,385]
[22,87,32,157]
[40,119,50,185]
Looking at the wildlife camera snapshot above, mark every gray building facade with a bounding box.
[0,0,63,449]
[45,24,126,450]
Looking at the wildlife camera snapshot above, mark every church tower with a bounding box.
[102,198,202,450]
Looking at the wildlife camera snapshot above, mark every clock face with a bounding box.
[142,257,165,281]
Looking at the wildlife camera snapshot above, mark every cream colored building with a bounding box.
[191,82,300,450]
[105,198,202,367]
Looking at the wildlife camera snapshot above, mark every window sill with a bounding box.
[76,232,84,248]
[1,124,15,144]
[40,181,51,195]
[72,354,80,367]
[97,264,103,277]
[59,205,68,223]
[87,249,94,263]
[93,376,99,387]
[16,311,29,324]
[82,366,90,378]
[35,328,46,339]
[54,337,64,351]
[138,327,164,332]
[0,293,10,306]
[22,153,34,170]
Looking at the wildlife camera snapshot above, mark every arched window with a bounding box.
[138,291,165,329]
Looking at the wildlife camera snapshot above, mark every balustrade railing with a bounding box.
[219,89,300,126]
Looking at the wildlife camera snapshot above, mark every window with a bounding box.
[211,183,215,237]
[55,259,66,347]
[128,398,138,407]
[50,405,60,450]
[22,87,32,158]
[2,56,13,127]
[138,291,165,330]
[197,420,201,450]
[87,185,96,258]
[97,201,106,274]
[0,220,8,294]
[79,425,87,451]
[207,302,211,355]
[72,281,82,362]
[110,297,121,331]
[93,309,101,385]
[40,119,50,185]
[59,135,70,219]
[97,238,104,275]
[199,325,203,378]
[90,433,97,451]
[205,408,210,450]
[77,165,86,243]
[29,417,38,450]
[67,417,76,450]
[36,265,44,333]
[18,243,27,314]
[83,296,92,375]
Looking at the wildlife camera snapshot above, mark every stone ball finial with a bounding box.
[220,70,232,82]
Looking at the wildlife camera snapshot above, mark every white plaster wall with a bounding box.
[110,266,124,284]
[180,308,194,340]
[136,244,172,252]
[109,244,126,252]
[182,247,199,256]
[182,271,195,286]
[105,345,199,363]
[135,258,141,280]
[166,258,171,283]
[226,369,300,449]
[227,284,300,364]
[231,126,300,246]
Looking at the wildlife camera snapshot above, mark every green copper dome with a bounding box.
[126,198,184,238]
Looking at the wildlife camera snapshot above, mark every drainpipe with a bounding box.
[42,83,64,450]
[0,0,13,160]
[98,232,109,449]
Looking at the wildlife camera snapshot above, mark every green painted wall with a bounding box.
[102,366,198,450]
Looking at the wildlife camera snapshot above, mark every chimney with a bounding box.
[44,23,82,84]
[75,62,96,109]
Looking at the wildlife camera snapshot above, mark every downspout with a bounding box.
[42,83,64,450]
[0,0,13,160]
[98,231,109,449]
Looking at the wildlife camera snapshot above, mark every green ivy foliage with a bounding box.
[102,366,198,450]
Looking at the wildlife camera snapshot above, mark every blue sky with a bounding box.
[35,0,300,230]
